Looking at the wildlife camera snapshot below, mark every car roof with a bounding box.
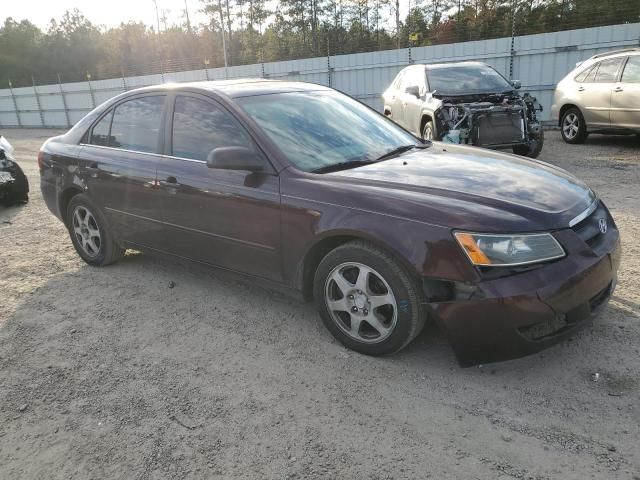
[410,61,490,70]
[589,47,640,61]
[124,79,332,99]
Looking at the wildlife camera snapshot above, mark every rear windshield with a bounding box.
[427,64,513,94]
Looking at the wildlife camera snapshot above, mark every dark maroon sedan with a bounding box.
[39,80,621,366]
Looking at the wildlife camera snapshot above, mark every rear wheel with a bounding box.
[313,241,426,355]
[561,107,588,144]
[66,194,124,266]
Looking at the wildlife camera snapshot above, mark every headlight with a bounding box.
[454,232,565,266]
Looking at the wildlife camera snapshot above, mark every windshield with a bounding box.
[237,90,422,172]
[427,64,513,94]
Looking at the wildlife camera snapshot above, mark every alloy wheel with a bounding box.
[324,262,398,344]
[72,206,101,258]
[562,113,580,140]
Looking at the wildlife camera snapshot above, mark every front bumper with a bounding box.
[428,223,621,367]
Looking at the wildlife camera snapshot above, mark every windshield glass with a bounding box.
[427,64,513,94]
[237,91,421,172]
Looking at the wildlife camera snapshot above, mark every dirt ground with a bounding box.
[1,129,639,480]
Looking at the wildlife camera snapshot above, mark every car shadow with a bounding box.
[2,248,634,382]
[582,133,640,148]
[0,202,28,228]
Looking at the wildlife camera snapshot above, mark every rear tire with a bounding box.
[313,240,426,355]
[66,194,124,266]
[560,107,587,144]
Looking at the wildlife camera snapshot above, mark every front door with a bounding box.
[610,56,640,129]
[158,93,282,281]
[80,94,166,247]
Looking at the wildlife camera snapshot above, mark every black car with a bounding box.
[0,135,29,205]
[382,62,545,158]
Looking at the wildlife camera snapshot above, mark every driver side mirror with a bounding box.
[511,79,522,89]
[405,85,421,98]
[206,146,264,172]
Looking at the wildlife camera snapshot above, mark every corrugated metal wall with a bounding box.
[0,23,638,128]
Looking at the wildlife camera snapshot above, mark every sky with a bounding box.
[2,0,412,31]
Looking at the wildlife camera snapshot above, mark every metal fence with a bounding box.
[0,22,638,128]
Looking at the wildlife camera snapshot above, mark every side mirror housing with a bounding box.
[511,79,522,90]
[405,85,420,98]
[206,146,264,172]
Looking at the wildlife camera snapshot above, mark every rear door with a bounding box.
[157,93,282,281]
[389,71,407,126]
[610,55,640,129]
[581,57,624,128]
[80,94,166,247]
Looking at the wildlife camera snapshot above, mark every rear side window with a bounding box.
[594,57,623,83]
[109,96,165,153]
[89,111,113,146]
[171,96,254,161]
[574,65,594,83]
[621,56,640,83]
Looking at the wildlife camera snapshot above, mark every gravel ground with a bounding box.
[1,129,639,480]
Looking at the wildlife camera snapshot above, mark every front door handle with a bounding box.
[159,176,181,188]
[577,86,585,92]
[613,86,624,92]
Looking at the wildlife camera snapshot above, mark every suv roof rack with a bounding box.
[589,47,640,60]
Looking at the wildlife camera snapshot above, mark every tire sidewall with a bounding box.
[422,121,435,141]
[66,194,115,266]
[313,244,422,355]
[561,108,586,144]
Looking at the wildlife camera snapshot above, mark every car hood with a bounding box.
[328,143,595,232]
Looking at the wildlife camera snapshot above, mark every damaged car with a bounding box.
[383,61,544,158]
[0,135,29,206]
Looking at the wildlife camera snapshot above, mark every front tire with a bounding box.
[513,127,544,158]
[66,194,124,266]
[422,121,435,141]
[561,107,587,144]
[313,241,426,355]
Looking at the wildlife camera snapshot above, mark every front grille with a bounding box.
[572,201,609,249]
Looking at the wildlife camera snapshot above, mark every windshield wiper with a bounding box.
[310,159,378,174]
[310,144,427,174]
[375,144,428,161]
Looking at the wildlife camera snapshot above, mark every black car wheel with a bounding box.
[561,107,588,144]
[66,194,124,266]
[314,240,426,355]
[513,128,544,158]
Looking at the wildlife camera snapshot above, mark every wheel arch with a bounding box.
[298,231,420,302]
[558,104,581,127]
[58,186,84,224]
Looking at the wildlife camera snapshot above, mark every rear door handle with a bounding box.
[577,87,585,92]
[614,86,624,92]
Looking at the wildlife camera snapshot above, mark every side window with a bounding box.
[621,56,640,83]
[172,96,254,161]
[393,71,406,90]
[110,96,165,153]
[89,110,113,146]
[584,63,599,83]
[594,57,623,83]
[574,65,594,83]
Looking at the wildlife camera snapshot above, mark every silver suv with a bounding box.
[551,48,640,143]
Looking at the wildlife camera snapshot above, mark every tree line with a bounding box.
[0,0,637,87]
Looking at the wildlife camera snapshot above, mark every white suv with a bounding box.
[551,48,640,143]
